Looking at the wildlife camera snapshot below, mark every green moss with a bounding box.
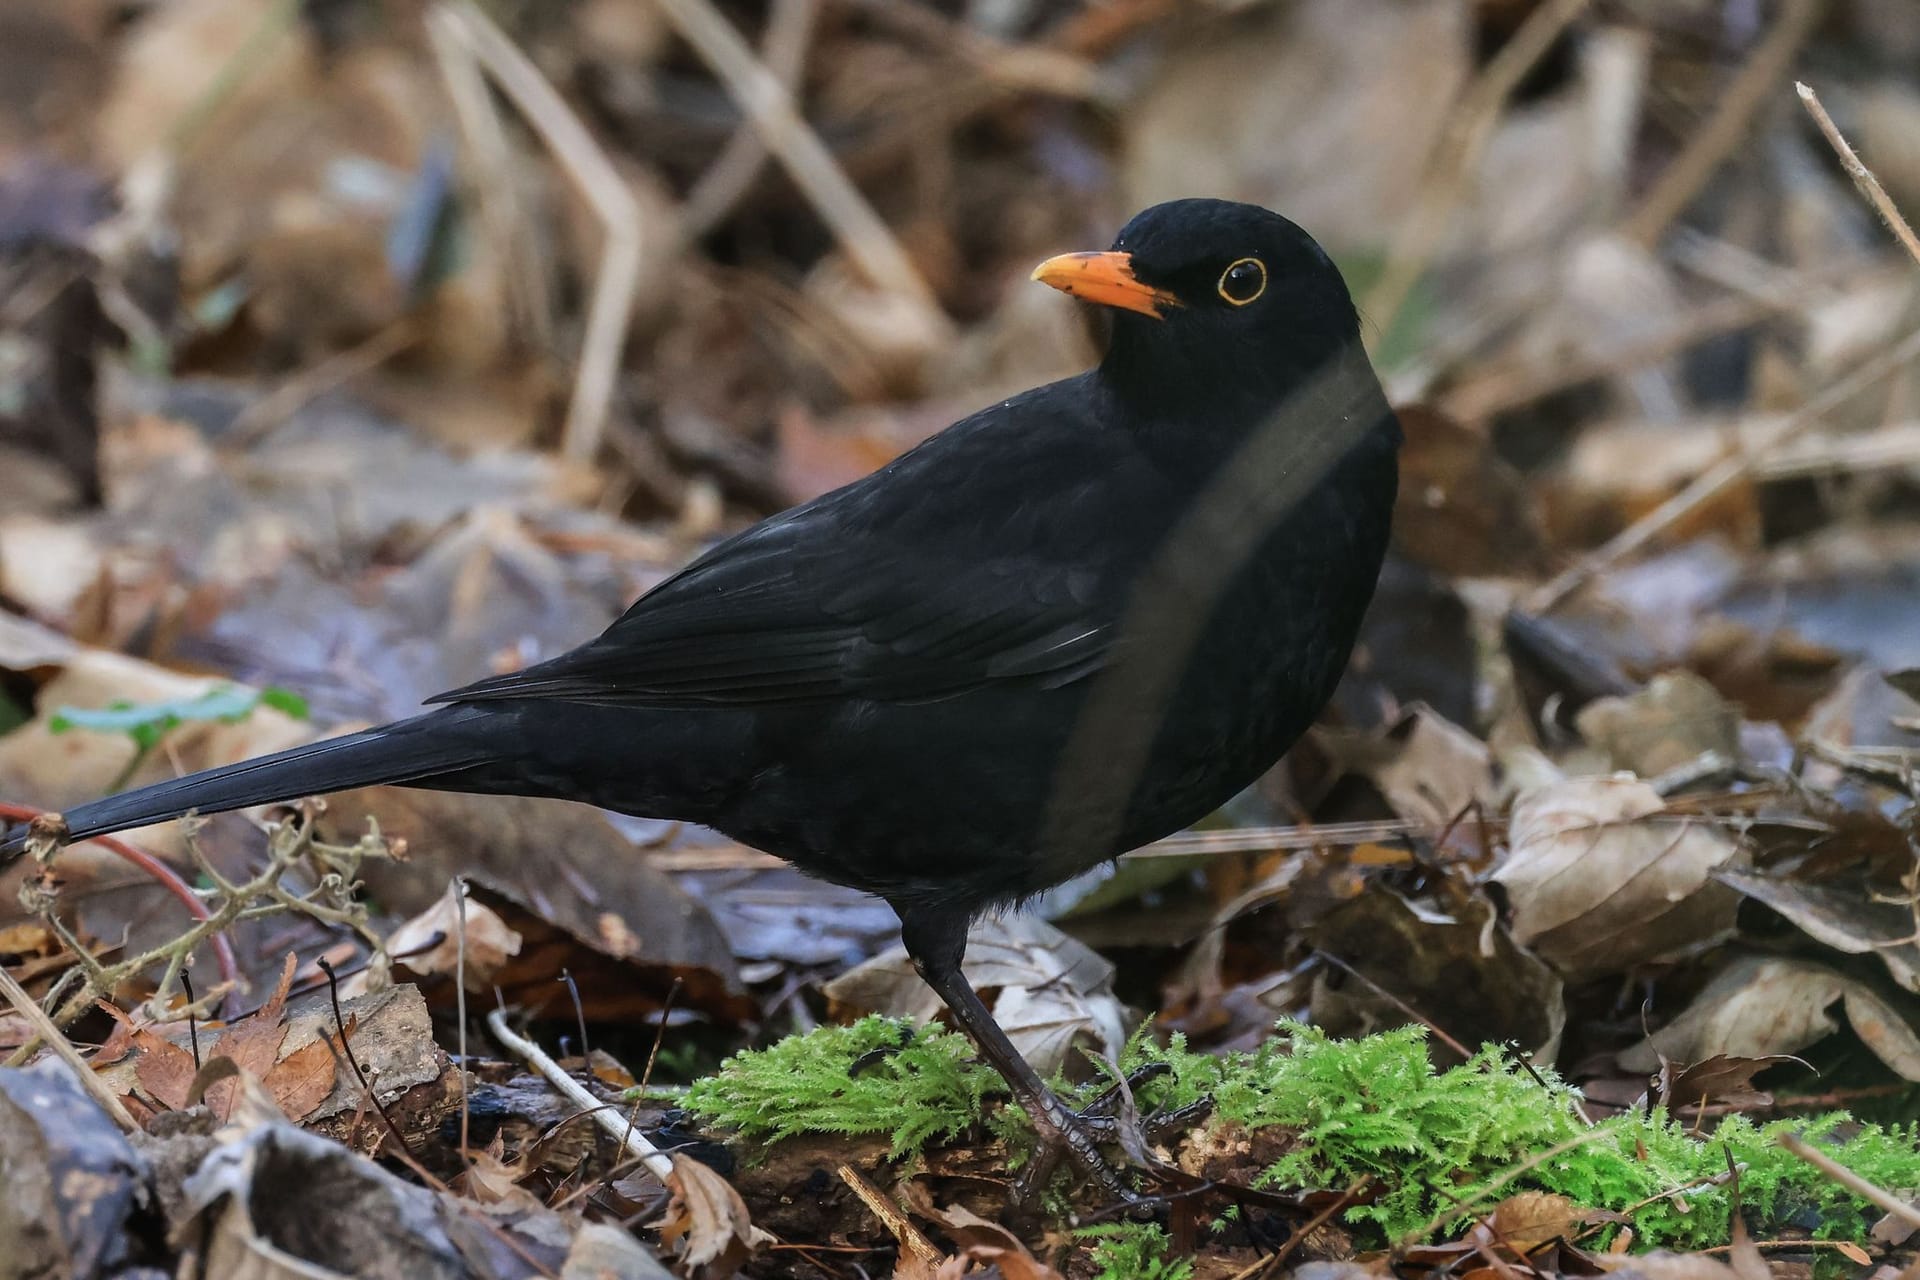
[682,1016,1920,1250]
[681,1016,999,1157]
[1073,1223,1194,1280]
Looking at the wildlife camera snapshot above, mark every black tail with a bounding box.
[0,705,500,861]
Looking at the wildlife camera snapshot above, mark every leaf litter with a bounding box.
[7,0,1920,1277]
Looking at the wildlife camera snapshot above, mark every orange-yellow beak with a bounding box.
[1029,251,1180,319]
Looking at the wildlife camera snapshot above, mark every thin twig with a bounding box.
[0,802,241,999]
[1778,1130,1920,1231]
[455,875,471,1162]
[429,2,642,462]
[0,963,139,1131]
[1797,82,1920,269]
[1528,320,1920,612]
[1619,0,1824,248]
[648,0,950,337]
[1362,0,1593,338]
[426,13,551,343]
[487,1004,674,1184]
[1310,952,1473,1060]
[836,1164,943,1268]
[681,0,820,240]
[221,320,420,452]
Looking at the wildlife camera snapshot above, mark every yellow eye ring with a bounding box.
[1217,257,1267,306]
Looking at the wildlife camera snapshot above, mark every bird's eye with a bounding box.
[1217,257,1267,306]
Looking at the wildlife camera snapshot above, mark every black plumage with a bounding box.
[2,199,1400,1199]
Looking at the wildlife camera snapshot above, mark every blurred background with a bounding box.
[5,0,1920,1159]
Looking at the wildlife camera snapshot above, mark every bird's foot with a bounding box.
[1009,1062,1214,1210]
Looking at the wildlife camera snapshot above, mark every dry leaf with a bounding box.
[1653,1053,1800,1114]
[1485,1191,1584,1254]
[130,1025,196,1112]
[1716,868,1920,992]
[1574,671,1741,778]
[1495,774,1743,979]
[825,915,1126,1075]
[931,1204,1064,1280]
[386,879,523,990]
[260,1033,339,1123]
[660,1153,768,1280]
[1620,955,1920,1080]
[202,953,296,1121]
[1369,704,1492,827]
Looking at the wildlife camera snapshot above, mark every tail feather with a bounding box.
[0,706,498,859]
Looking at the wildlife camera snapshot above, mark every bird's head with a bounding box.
[1032,199,1366,427]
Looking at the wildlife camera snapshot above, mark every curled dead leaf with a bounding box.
[387,878,523,990]
[660,1153,769,1280]
[1495,774,1743,979]
[1621,955,1920,1080]
[824,915,1125,1075]
[930,1204,1064,1280]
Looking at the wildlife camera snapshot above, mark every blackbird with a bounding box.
[2,198,1400,1199]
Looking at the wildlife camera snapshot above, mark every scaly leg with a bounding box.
[897,906,1149,1205]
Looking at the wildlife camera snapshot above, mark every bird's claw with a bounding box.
[1009,1063,1214,1211]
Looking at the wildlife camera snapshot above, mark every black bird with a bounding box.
[2,199,1399,1198]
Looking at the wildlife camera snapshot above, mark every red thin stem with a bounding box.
[0,801,242,1002]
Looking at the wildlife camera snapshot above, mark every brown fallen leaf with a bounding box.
[1716,867,1920,992]
[1367,704,1492,828]
[825,915,1125,1076]
[1484,1191,1586,1254]
[260,1029,339,1123]
[130,1022,196,1112]
[386,878,523,990]
[1652,1052,1802,1115]
[660,1153,768,1280]
[202,953,297,1121]
[1621,955,1920,1080]
[1574,670,1742,778]
[1494,774,1744,980]
[931,1204,1064,1280]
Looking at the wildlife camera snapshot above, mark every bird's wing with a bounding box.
[429,500,1119,710]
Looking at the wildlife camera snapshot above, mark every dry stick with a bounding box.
[1778,1131,1920,1231]
[681,0,821,240]
[486,1005,674,1185]
[649,0,950,335]
[1798,82,1920,268]
[1361,0,1593,339]
[835,1165,943,1270]
[221,320,420,452]
[1440,274,1840,423]
[1527,320,1920,613]
[454,875,471,1162]
[166,0,301,154]
[430,2,641,464]
[426,11,551,345]
[0,803,242,997]
[1618,0,1824,249]
[0,963,139,1131]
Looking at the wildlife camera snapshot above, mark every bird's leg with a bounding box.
[897,907,1138,1206]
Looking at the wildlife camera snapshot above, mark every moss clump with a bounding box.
[1074,1223,1193,1280]
[682,1016,1920,1250]
[681,1015,1000,1157]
